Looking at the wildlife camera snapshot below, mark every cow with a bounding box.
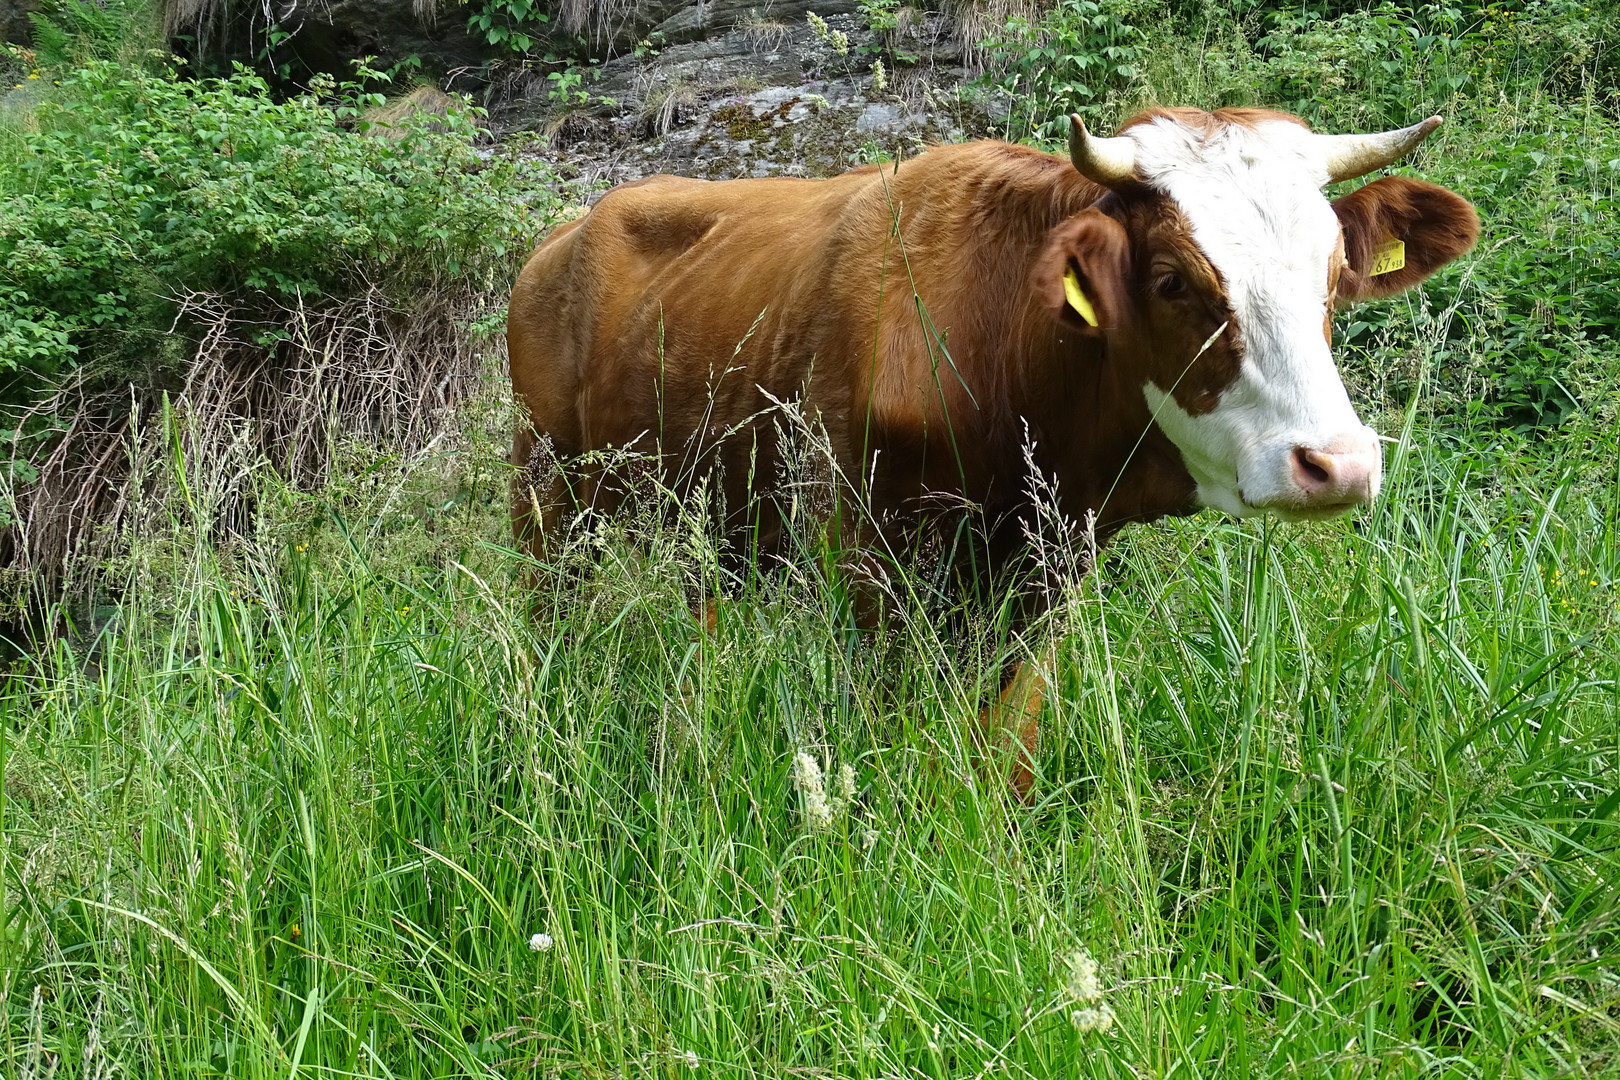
[507,107,1479,792]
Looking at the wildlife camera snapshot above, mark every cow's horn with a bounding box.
[1069,114,1137,187]
[1317,116,1444,183]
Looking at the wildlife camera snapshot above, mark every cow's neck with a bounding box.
[1012,327,1199,539]
[875,146,1199,537]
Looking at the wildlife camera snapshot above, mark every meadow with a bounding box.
[4,368,1619,1077]
[4,0,1620,1075]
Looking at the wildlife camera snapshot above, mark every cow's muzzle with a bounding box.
[1278,439,1381,514]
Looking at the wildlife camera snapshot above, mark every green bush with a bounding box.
[976,0,1145,140]
[1251,1,1473,128]
[0,59,564,386]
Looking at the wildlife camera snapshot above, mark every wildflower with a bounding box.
[862,828,878,849]
[396,605,411,615]
[805,13,849,55]
[793,751,835,830]
[680,1048,699,1069]
[871,59,887,91]
[529,932,554,951]
[290,923,301,940]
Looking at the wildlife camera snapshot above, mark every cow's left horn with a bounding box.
[1069,114,1137,187]
[1317,116,1444,183]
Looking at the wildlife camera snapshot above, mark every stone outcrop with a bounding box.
[497,8,1008,188]
[1,0,40,45]
[171,0,1006,190]
[268,0,490,81]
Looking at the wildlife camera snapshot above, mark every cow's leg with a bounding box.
[982,647,1055,802]
[510,425,575,564]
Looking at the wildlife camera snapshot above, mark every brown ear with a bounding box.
[1033,208,1132,333]
[1332,177,1480,304]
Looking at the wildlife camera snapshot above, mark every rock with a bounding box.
[274,0,490,81]
[854,101,902,132]
[495,7,997,191]
[1,0,39,45]
[651,0,861,46]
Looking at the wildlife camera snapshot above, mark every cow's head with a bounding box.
[1035,108,1479,520]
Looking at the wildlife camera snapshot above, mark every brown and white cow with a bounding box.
[508,107,1478,785]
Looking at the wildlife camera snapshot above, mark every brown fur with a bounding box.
[507,114,1477,792]
[508,141,1229,569]
[1333,177,1480,301]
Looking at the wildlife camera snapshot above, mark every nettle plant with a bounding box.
[466,0,551,54]
[1254,1,1473,130]
[976,0,1142,140]
[858,0,919,67]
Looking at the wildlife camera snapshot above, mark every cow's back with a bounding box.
[513,173,872,432]
[509,169,892,528]
[508,145,1101,549]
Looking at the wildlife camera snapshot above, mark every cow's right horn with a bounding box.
[1317,116,1444,183]
[1069,114,1138,187]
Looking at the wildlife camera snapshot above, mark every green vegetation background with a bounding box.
[2,0,1619,1076]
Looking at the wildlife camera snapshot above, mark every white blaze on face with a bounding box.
[1130,116,1383,518]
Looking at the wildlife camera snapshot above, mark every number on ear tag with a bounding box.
[1063,266,1099,327]
[1369,237,1406,277]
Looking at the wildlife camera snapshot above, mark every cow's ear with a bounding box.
[1332,177,1479,305]
[1034,208,1131,333]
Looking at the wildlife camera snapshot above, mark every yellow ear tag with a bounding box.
[1369,237,1406,277]
[1063,266,1099,327]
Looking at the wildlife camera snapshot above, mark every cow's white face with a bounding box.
[1131,116,1382,520]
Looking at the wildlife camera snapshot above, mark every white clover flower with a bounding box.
[793,751,834,831]
[681,1048,699,1069]
[529,932,554,952]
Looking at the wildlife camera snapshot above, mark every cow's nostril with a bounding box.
[1293,445,1333,489]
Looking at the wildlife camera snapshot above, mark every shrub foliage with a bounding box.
[0,59,559,384]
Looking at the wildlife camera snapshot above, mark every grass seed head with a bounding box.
[793,751,835,830]
[1071,1005,1116,1034]
[1067,950,1103,1004]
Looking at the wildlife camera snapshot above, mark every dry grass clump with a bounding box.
[362,84,459,137]
[737,9,792,55]
[556,0,641,48]
[950,0,1041,73]
[0,277,501,604]
[640,76,701,135]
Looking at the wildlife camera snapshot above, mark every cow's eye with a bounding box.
[1160,273,1187,297]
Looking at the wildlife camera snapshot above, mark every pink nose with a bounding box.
[1290,443,1378,507]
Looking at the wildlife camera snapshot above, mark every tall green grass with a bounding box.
[2,394,1617,1077]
